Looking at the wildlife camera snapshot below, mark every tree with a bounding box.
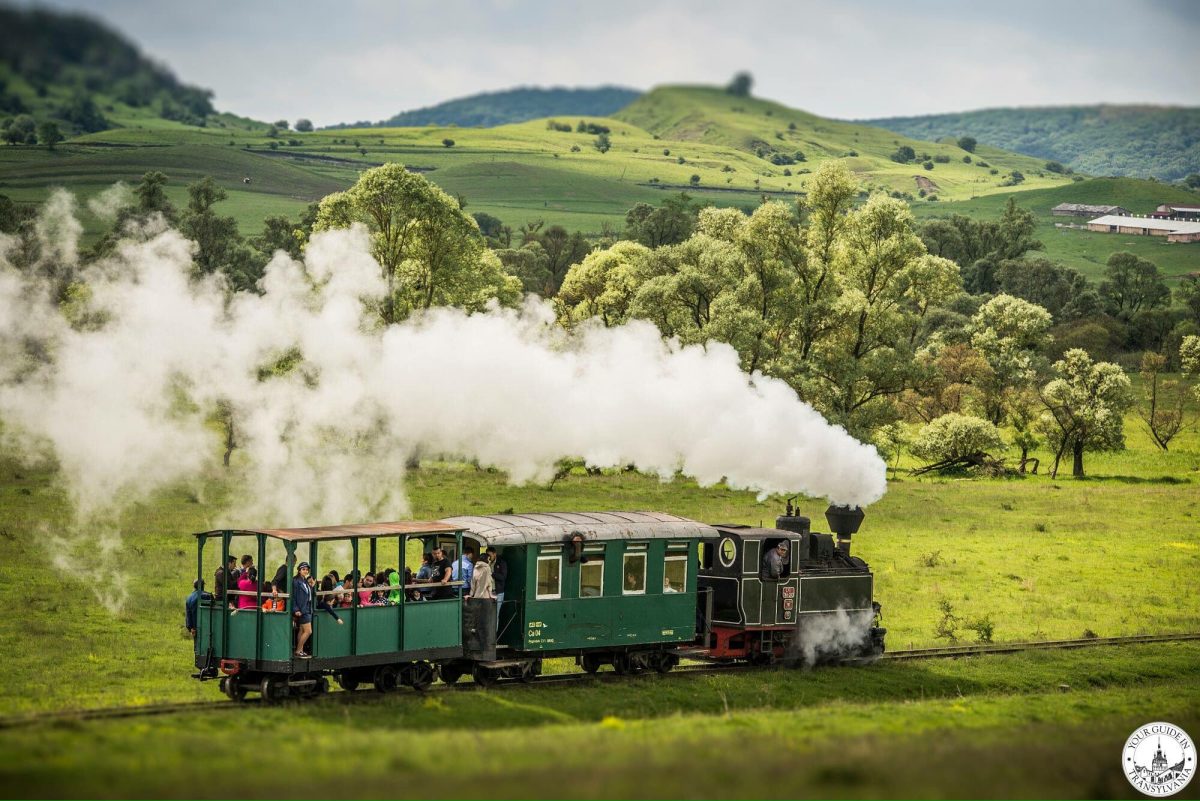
[273,119,289,130]
[1098,252,1169,320]
[957,136,977,153]
[890,145,916,163]
[623,194,700,248]
[689,173,700,186]
[726,72,753,97]
[179,176,262,291]
[133,170,175,221]
[496,243,551,295]
[967,294,1052,424]
[910,413,1005,473]
[442,138,455,148]
[558,241,652,327]
[1175,274,1200,328]
[294,119,314,132]
[251,214,305,260]
[313,162,520,323]
[1137,352,1190,451]
[37,120,63,150]
[593,133,610,153]
[536,225,591,294]
[1038,349,1132,478]
[471,212,505,244]
[995,257,1098,322]
[4,114,36,145]
[1183,173,1200,190]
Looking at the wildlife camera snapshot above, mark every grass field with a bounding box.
[0,387,1196,796]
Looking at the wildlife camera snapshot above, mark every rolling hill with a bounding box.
[864,105,1200,182]
[331,86,643,129]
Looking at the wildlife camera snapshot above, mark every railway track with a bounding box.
[3,632,1196,729]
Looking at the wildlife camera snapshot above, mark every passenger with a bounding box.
[185,579,211,639]
[215,555,238,609]
[292,562,314,658]
[430,547,453,600]
[762,541,789,581]
[236,566,259,610]
[664,577,678,593]
[487,547,507,624]
[625,570,640,592]
[358,573,377,607]
[339,576,354,607]
[239,554,254,578]
[414,553,435,600]
[469,557,494,600]
[316,576,344,625]
[452,546,476,595]
[385,569,403,605]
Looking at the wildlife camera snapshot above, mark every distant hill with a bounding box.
[332,86,643,129]
[0,5,225,134]
[863,106,1200,182]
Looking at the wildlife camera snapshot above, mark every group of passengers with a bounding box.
[188,545,508,657]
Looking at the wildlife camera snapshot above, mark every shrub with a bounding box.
[927,194,939,201]
[933,154,950,163]
[976,160,990,168]
[689,174,701,185]
[782,168,792,176]
[570,144,581,152]
[989,168,999,175]
[294,119,313,132]
[442,138,455,148]
[965,616,995,643]
[721,164,734,172]
[769,152,794,165]
[1044,160,1067,174]
[794,150,806,162]
[962,155,972,163]
[911,413,1005,468]
[546,120,572,132]
[890,145,916,163]
[957,136,977,152]
[594,133,611,153]
[923,161,934,170]
[845,150,858,157]
[677,155,685,164]
[662,148,670,156]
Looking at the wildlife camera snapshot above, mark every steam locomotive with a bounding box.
[193,504,884,700]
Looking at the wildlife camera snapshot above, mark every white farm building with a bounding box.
[1087,214,1200,243]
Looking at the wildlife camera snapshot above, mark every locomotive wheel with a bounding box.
[410,662,435,692]
[580,653,602,674]
[336,672,359,692]
[374,665,399,693]
[438,663,464,685]
[472,664,497,688]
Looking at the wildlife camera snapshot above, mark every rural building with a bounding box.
[1149,204,1200,220]
[1051,203,1130,217]
[1087,214,1200,243]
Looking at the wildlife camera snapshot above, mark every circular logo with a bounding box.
[1124,722,1195,797]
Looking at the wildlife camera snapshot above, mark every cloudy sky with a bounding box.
[25,0,1200,126]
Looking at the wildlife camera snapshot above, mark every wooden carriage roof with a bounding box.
[195,520,462,542]
[442,511,719,546]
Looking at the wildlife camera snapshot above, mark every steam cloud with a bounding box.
[1,191,887,609]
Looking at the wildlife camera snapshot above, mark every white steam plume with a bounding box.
[0,194,887,608]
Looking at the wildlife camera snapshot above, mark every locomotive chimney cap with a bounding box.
[825,504,864,537]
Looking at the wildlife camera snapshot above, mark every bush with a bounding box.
[782,168,791,176]
[676,155,685,164]
[911,413,1005,467]
[890,145,916,163]
[1044,160,1067,174]
[294,119,313,132]
[689,174,701,185]
[570,145,581,152]
[923,161,934,170]
[546,120,572,132]
[662,148,670,156]
[976,160,990,168]
[576,120,610,135]
[1001,170,1025,186]
[957,136,977,152]
[962,155,972,163]
[933,154,950,163]
[442,138,455,148]
[594,133,611,153]
[273,119,289,130]
[990,168,999,175]
[721,164,734,172]
[769,152,794,165]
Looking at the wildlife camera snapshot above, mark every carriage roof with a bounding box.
[442,511,718,546]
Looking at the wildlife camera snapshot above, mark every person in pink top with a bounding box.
[358,573,377,607]
[236,567,259,610]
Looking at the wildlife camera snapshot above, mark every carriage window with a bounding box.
[580,561,604,597]
[536,556,561,600]
[622,552,646,594]
[664,555,687,593]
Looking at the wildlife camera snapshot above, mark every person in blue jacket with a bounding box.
[292,562,313,658]
[185,579,211,639]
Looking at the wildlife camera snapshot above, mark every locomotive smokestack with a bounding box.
[825,504,865,556]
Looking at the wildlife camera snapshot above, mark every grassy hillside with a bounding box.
[865,105,1200,182]
[910,177,1200,282]
[335,86,643,129]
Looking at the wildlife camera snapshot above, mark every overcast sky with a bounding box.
[24,0,1200,126]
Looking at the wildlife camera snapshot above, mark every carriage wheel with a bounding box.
[472,664,497,688]
[374,665,399,693]
[222,676,247,702]
[410,662,435,692]
[336,672,359,692]
[654,653,679,674]
[260,675,285,704]
[580,653,602,674]
[439,663,464,685]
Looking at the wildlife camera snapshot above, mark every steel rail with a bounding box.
[2,632,1196,729]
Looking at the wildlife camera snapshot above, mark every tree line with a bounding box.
[4,161,1197,480]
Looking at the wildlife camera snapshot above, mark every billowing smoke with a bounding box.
[792,608,879,666]
[1,191,887,610]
